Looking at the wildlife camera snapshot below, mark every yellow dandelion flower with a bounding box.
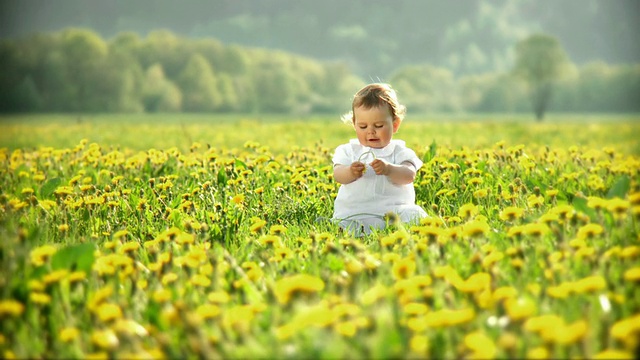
[333,303,361,319]
[526,346,549,359]
[38,199,57,211]
[462,219,490,238]
[606,198,630,216]
[430,307,475,327]
[593,349,634,359]
[249,218,267,233]
[527,283,541,297]
[222,305,257,333]
[392,257,417,280]
[85,352,109,360]
[623,267,640,282]
[522,222,550,237]
[505,297,537,321]
[0,299,25,317]
[207,291,231,304]
[112,229,129,239]
[96,302,123,322]
[492,286,518,303]
[43,269,69,286]
[175,232,194,245]
[610,314,640,342]
[360,284,388,306]
[271,246,294,262]
[190,274,211,287]
[551,204,576,220]
[231,194,245,205]
[541,319,588,345]
[152,289,172,303]
[620,245,639,259]
[573,275,606,294]
[196,304,221,319]
[258,234,282,247]
[457,272,491,293]
[577,223,604,240]
[119,241,140,254]
[524,314,565,333]
[29,244,57,267]
[161,273,179,286]
[344,258,365,275]
[113,319,148,337]
[91,329,119,350]
[269,224,287,235]
[29,292,51,305]
[333,320,357,337]
[87,285,114,311]
[546,282,573,299]
[242,262,264,281]
[59,327,80,342]
[68,271,87,283]
[403,302,429,316]
[464,331,497,359]
[588,196,608,211]
[275,323,299,341]
[409,334,429,353]
[458,203,479,219]
[527,195,544,208]
[482,251,504,269]
[382,252,401,263]
[499,206,525,221]
[298,304,336,328]
[274,274,325,304]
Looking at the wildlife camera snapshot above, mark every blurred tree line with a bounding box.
[0,28,363,114]
[1,28,638,115]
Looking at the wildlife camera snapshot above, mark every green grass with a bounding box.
[1,113,639,154]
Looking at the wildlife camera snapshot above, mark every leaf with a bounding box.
[422,139,437,163]
[235,158,247,169]
[39,177,61,199]
[51,243,96,273]
[607,175,630,199]
[572,196,597,221]
[217,168,227,186]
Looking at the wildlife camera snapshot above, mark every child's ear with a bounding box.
[392,118,401,133]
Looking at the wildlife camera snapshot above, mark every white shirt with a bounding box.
[332,139,424,221]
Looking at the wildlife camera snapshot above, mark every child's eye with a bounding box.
[359,126,367,129]
[375,124,384,128]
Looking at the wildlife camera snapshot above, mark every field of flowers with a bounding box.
[1,114,639,359]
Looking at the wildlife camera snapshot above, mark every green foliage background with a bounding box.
[1,28,639,114]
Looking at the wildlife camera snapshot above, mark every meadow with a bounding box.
[0,113,639,359]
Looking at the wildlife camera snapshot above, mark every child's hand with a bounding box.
[370,158,390,175]
[350,161,366,178]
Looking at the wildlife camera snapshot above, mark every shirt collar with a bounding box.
[349,139,404,158]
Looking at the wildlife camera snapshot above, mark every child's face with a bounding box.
[353,105,400,149]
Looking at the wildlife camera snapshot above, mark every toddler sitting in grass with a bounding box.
[332,83,427,235]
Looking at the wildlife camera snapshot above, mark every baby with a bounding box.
[332,83,427,235]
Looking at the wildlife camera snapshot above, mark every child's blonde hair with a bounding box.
[341,83,406,124]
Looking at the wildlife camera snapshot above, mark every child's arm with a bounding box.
[370,159,416,185]
[333,162,365,184]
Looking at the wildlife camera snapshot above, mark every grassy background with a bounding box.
[1,113,639,155]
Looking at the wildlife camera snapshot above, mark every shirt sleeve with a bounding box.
[395,146,423,170]
[332,144,353,166]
